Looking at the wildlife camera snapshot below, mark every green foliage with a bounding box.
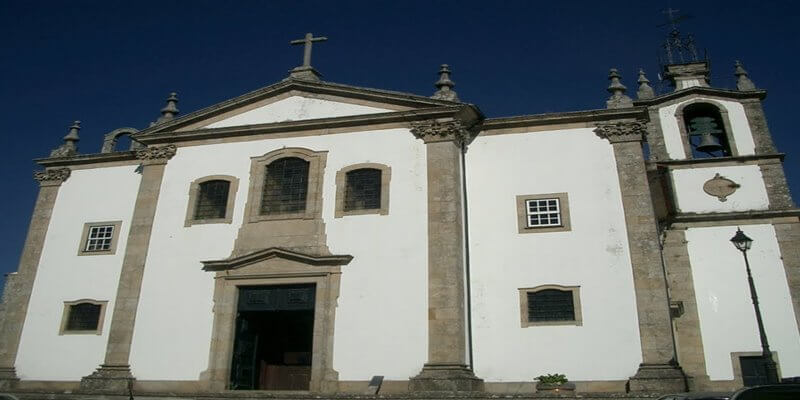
[535,373,568,385]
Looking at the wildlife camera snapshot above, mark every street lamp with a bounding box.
[730,227,780,385]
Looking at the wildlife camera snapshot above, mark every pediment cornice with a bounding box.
[201,247,353,272]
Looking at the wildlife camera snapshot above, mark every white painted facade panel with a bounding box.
[686,225,800,380]
[659,98,756,160]
[129,128,429,381]
[204,96,394,129]
[466,128,643,381]
[16,166,141,380]
[671,165,769,213]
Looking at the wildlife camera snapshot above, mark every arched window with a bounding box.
[683,103,731,158]
[184,175,239,227]
[195,180,231,219]
[261,157,310,215]
[344,168,382,211]
[60,299,108,334]
[519,285,582,327]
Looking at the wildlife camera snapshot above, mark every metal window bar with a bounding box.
[344,169,381,211]
[525,198,561,227]
[261,157,310,215]
[195,180,230,219]
[85,225,114,251]
[527,289,575,322]
[66,303,102,330]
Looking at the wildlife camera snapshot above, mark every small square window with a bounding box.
[335,163,391,218]
[60,300,108,335]
[78,221,122,256]
[184,176,239,227]
[516,193,571,234]
[519,285,582,327]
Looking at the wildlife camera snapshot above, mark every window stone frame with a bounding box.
[184,175,240,227]
[77,221,123,256]
[334,163,391,218]
[59,299,108,335]
[518,285,582,327]
[516,192,571,234]
[244,148,327,223]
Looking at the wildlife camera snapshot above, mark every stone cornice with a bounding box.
[137,79,465,135]
[135,106,469,146]
[35,151,137,168]
[202,247,353,271]
[410,119,478,146]
[593,120,649,143]
[669,209,800,225]
[650,153,785,168]
[134,144,177,162]
[481,107,648,131]
[33,168,70,185]
[633,86,767,107]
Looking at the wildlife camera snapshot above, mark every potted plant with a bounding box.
[535,373,576,394]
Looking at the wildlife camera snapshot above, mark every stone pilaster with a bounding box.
[0,168,70,388]
[774,221,800,339]
[663,229,711,391]
[594,121,687,392]
[741,99,777,154]
[81,145,176,393]
[408,120,483,392]
[759,158,795,210]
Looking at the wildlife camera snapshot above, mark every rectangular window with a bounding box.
[516,193,571,234]
[526,198,561,227]
[85,225,115,251]
[78,221,122,256]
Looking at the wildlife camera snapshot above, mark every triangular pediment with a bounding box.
[139,79,461,135]
[202,247,353,272]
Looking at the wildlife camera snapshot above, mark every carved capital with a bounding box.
[410,120,475,146]
[135,144,177,163]
[593,120,649,143]
[33,168,71,184]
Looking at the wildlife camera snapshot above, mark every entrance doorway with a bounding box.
[230,284,315,390]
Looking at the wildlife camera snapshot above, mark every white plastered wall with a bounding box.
[129,127,429,381]
[466,128,643,381]
[671,165,769,213]
[686,225,800,380]
[203,96,394,129]
[658,97,756,160]
[16,166,141,380]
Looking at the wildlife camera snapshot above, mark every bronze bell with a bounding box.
[696,132,724,153]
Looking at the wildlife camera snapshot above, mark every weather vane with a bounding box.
[657,8,700,64]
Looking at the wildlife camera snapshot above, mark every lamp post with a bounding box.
[730,228,780,385]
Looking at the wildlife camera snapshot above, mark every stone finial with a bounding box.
[735,61,756,91]
[49,121,81,158]
[431,64,460,102]
[606,69,633,109]
[156,92,179,124]
[637,69,655,100]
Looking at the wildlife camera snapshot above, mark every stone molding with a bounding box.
[202,247,353,271]
[518,285,582,327]
[593,120,648,143]
[33,168,71,185]
[134,144,176,164]
[184,175,240,227]
[58,299,109,336]
[410,119,476,146]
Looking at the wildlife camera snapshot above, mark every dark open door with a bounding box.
[230,284,315,390]
[741,355,770,386]
[230,314,258,389]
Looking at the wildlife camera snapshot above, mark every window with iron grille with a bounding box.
[194,180,230,220]
[525,198,561,228]
[527,289,575,322]
[344,168,381,211]
[261,157,310,215]
[65,303,102,331]
[85,225,115,252]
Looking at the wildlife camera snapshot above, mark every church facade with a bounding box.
[0,36,798,397]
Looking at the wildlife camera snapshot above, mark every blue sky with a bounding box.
[1,1,798,282]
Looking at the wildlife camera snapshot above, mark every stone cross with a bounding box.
[290,33,328,67]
